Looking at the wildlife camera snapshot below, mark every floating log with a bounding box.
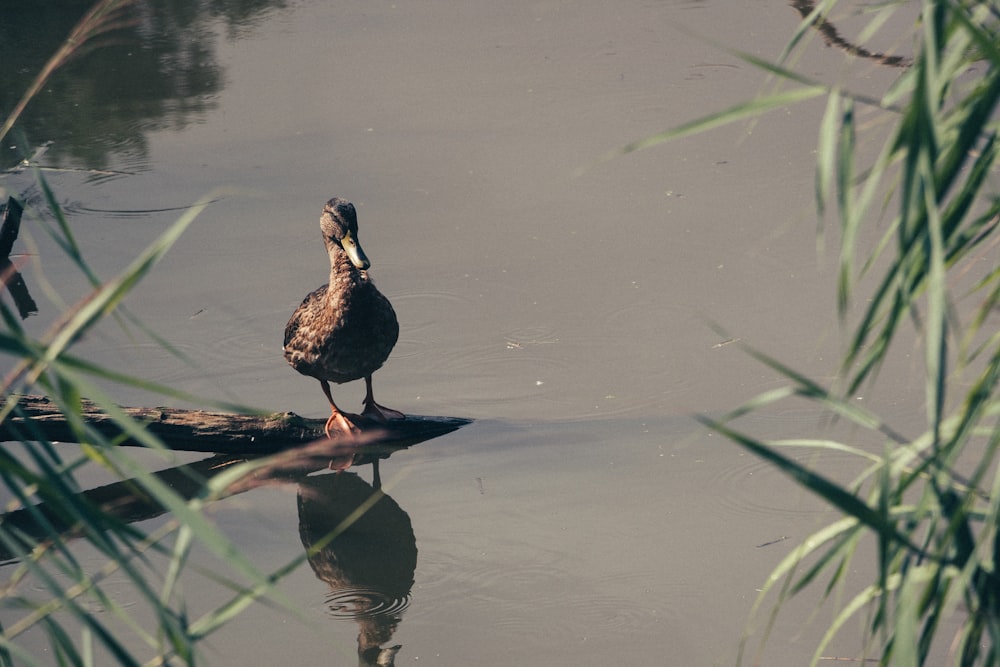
[0,398,471,562]
[1,395,471,455]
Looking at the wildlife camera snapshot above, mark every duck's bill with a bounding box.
[342,231,371,270]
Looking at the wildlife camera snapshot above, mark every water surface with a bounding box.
[0,1,935,664]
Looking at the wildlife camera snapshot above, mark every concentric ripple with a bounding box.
[708,446,862,519]
[324,586,411,620]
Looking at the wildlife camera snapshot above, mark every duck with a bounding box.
[283,197,403,438]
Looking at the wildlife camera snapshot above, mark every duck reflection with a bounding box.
[298,472,416,666]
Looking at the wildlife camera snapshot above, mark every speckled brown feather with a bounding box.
[283,200,398,387]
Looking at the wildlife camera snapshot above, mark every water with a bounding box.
[0,1,936,664]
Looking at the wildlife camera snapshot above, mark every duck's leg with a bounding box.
[320,380,360,438]
[361,375,404,422]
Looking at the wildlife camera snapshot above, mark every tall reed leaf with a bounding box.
[617,0,1000,663]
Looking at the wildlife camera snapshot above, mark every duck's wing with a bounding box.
[283,284,329,349]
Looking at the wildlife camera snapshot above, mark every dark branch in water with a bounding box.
[791,0,912,68]
[0,197,38,319]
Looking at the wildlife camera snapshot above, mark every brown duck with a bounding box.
[284,197,403,438]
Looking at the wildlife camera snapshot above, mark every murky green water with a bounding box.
[0,1,936,664]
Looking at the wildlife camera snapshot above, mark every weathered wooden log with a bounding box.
[1,395,471,455]
[0,397,471,561]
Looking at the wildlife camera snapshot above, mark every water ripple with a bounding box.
[415,550,671,641]
[324,587,411,620]
[708,447,855,519]
[61,200,219,220]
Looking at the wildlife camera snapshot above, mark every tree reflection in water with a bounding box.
[0,0,288,171]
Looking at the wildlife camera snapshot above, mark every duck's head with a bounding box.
[321,197,371,270]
